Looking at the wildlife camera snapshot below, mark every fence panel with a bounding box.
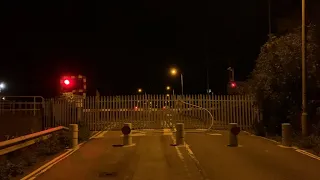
[42,94,261,131]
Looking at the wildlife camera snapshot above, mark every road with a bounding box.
[28,130,320,180]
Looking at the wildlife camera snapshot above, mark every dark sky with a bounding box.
[0,0,272,97]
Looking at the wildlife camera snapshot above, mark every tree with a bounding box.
[243,24,320,134]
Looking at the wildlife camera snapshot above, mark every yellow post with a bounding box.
[176,123,185,145]
[69,124,79,149]
[282,123,292,147]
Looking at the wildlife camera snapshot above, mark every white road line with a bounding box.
[22,127,110,180]
[91,131,109,139]
[169,133,192,178]
[244,131,320,161]
[185,144,209,179]
[207,133,222,136]
[21,143,82,180]
[295,149,320,161]
[170,129,208,180]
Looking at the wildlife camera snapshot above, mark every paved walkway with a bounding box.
[31,130,320,180]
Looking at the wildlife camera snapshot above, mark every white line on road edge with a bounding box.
[295,149,320,161]
[242,131,280,144]
[21,143,83,180]
[244,131,320,161]
[22,127,111,180]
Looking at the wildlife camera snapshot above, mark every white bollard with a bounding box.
[282,123,292,147]
[69,124,79,149]
[228,123,239,147]
[176,123,185,145]
[122,123,132,146]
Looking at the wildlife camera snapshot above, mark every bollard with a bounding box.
[69,124,79,149]
[228,123,239,147]
[122,123,132,146]
[176,123,185,145]
[282,123,292,147]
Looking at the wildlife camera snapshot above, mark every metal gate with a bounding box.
[43,94,261,131]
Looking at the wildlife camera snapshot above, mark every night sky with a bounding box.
[0,1,280,97]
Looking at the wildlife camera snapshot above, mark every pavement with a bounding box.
[28,129,320,180]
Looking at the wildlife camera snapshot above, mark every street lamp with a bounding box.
[166,86,175,96]
[0,82,6,93]
[227,67,235,81]
[301,0,308,136]
[170,68,184,95]
[138,88,147,96]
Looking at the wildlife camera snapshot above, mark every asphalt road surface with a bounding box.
[29,130,320,180]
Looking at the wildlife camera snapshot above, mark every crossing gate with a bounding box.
[43,94,261,131]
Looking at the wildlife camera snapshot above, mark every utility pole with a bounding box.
[301,0,308,136]
[227,67,234,81]
[268,0,272,36]
[206,68,210,94]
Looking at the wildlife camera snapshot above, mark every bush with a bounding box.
[252,121,266,136]
[0,131,68,180]
[242,24,320,133]
[293,134,320,151]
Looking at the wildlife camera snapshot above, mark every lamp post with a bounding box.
[0,82,6,93]
[227,67,234,81]
[166,86,175,96]
[170,68,184,95]
[301,0,308,136]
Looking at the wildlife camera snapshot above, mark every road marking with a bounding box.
[162,128,173,136]
[91,131,109,139]
[184,139,209,179]
[278,145,320,161]
[22,127,109,180]
[207,133,222,136]
[170,135,184,160]
[169,133,193,178]
[243,131,280,144]
[120,133,146,137]
[21,143,83,180]
[296,149,320,161]
[245,131,320,161]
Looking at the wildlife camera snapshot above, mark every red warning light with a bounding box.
[60,75,87,94]
[64,79,70,85]
[230,82,236,88]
